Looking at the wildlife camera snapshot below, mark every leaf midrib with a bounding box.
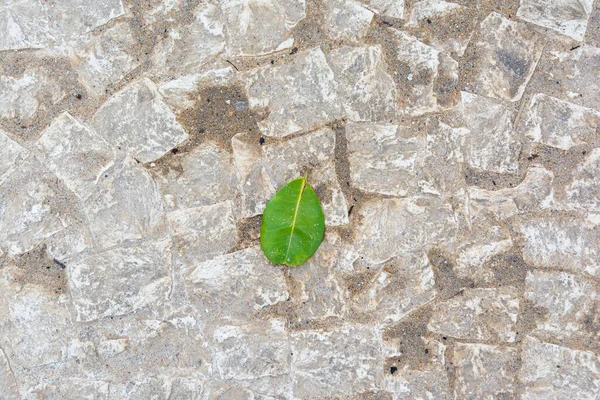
[284,178,306,262]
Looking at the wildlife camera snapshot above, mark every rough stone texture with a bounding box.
[470,12,544,102]
[2,0,600,397]
[520,336,600,399]
[517,0,595,41]
[428,287,520,342]
[91,78,188,163]
[453,343,518,400]
[244,47,344,137]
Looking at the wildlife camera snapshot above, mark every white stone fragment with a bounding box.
[352,252,436,325]
[460,91,519,173]
[232,133,275,218]
[564,148,600,211]
[517,0,594,41]
[213,319,290,380]
[153,141,239,211]
[188,247,288,318]
[35,112,114,201]
[217,0,305,56]
[428,287,520,342]
[262,128,348,226]
[536,47,600,111]
[151,3,225,76]
[326,45,397,122]
[0,266,73,368]
[26,379,110,400]
[0,0,50,51]
[0,157,79,256]
[97,338,129,359]
[83,156,166,250]
[520,336,600,400]
[525,270,600,343]
[0,347,19,399]
[91,78,189,163]
[71,21,139,97]
[323,0,374,44]
[469,166,554,220]
[109,376,205,400]
[389,30,459,115]
[167,202,237,269]
[521,93,600,150]
[0,70,64,122]
[471,12,544,102]
[245,47,344,137]
[291,325,381,398]
[346,122,420,196]
[453,343,518,400]
[68,237,172,322]
[0,129,28,186]
[519,214,600,277]
[158,67,235,109]
[360,0,404,19]
[354,196,457,264]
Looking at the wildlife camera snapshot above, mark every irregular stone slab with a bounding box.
[158,67,235,109]
[0,0,50,51]
[91,78,188,163]
[212,319,290,380]
[404,0,476,56]
[346,122,420,196]
[469,166,554,220]
[0,129,28,186]
[384,339,451,398]
[352,252,435,325]
[564,148,600,211]
[453,344,518,400]
[324,0,374,44]
[152,141,239,211]
[83,156,166,250]
[68,237,172,322]
[420,118,469,195]
[470,12,544,102]
[389,30,459,115]
[517,0,594,41]
[360,0,404,19]
[151,3,225,76]
[0,70,64,122]
[460,91,519,173]
[0,157,80,256]
[45,220,94,263]
[262,128,348,226]
[519,213,600,277]
[521,93,600,150]
[525,270,600,343]
[326,45,397,122]
[290,235,348,321]
[217,0,305,56]
[354,196,457,264]
[109,376,205,400]
[35,112,115,201]
[428,287,520,342]
[167,202,237,268]
[188,247,288,319]
[0,348,19,399]
[0,266,73,368]
[232,133,274,218]
[245,47,343,137]
[71,21,139,98]
[520,336,600,400]
[534,47,600,111]
[291,325,381,398]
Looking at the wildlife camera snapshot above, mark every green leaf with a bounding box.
[260,177,325,266]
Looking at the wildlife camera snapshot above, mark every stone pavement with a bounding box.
[1,0,600,398]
